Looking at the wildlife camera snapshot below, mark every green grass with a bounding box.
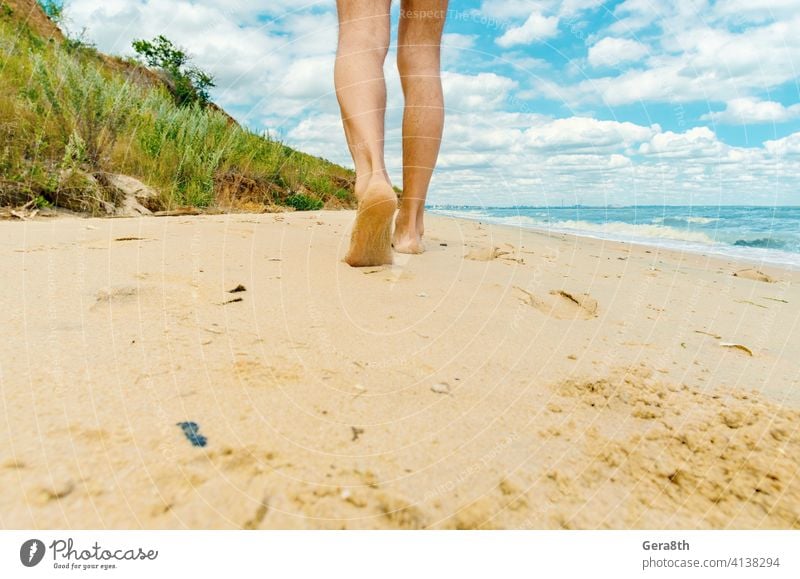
[0,7,356,213]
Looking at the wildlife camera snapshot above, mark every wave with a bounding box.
[733,238,798,251]
[651,216,718,226]
[433,209,493,221]
[492,218,719,245]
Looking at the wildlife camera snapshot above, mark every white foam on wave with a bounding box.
[500,218,719,244]
[651,216,718,225]
[433,208,493,221]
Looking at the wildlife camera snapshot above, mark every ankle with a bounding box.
[395,208,417,234]
[356,172,391,197]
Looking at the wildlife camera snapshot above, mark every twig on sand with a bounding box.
[735,299,767,309]
[154,207,203,216]
[694,330,722,340]
[720,342,754,356]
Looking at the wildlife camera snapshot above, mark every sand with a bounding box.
[0,210,798,529]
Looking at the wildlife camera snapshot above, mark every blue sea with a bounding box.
[429,206,800,269]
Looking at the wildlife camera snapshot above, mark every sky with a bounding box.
[61,0,800,206]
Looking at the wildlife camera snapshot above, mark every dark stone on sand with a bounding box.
[177,421,207,447]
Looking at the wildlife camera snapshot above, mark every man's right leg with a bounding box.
[393,0,448,254]
[335,0,397,266]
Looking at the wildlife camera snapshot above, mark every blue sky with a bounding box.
[63,0,800,206]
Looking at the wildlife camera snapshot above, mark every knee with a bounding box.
[397,44,441,79]
[338,25,390,60]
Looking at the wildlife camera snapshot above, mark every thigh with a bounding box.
[336,0,392,49]
[336,0,392,23]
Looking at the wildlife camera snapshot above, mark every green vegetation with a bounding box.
[133,35,214,107]
[285,193,324,212]
[0,3,356,213]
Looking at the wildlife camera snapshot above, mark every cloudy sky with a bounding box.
[63,0,800,206]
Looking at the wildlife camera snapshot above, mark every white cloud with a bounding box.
[587,37,648,68]
[442,33,478,66]
[639,127,728,159]
[477,1,549,21]
[442,33,478,51]
[442,72,518,111]
[764,132,800,156]
[525,117,657,152]
[65,0,333,115]
[478,0,604,20]
[546,12,800,107]
[606,0,662,34]
[278,55,335,100]
[496,12,559,48]
[713,0,800,24]
[702,98,800,124]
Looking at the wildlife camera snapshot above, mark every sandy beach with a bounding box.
[1,210,798,529]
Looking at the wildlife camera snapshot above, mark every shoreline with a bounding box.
[1,210,798,529]
[429,209,800,271]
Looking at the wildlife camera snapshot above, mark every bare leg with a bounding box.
[335,0,397,267]
[393,0,448,254]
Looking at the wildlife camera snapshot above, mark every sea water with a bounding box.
[429,205,800,269]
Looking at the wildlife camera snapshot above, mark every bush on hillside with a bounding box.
[132,35,215,107]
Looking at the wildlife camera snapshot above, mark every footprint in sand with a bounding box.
[515,287,599,320]
[90,284,156,310]
[232,356,302,387]
[733,268,776,283]
[465,244,520,262]
[465,246,503,261]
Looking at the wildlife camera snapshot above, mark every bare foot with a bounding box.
[345,180,397,267]
[393,208,425,254]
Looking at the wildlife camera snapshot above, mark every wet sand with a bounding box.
[0,210,798,529]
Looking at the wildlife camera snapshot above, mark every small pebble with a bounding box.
[431,382,451,395]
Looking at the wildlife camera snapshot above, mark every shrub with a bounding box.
[285,193,323,211]
[132,35,215,107]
